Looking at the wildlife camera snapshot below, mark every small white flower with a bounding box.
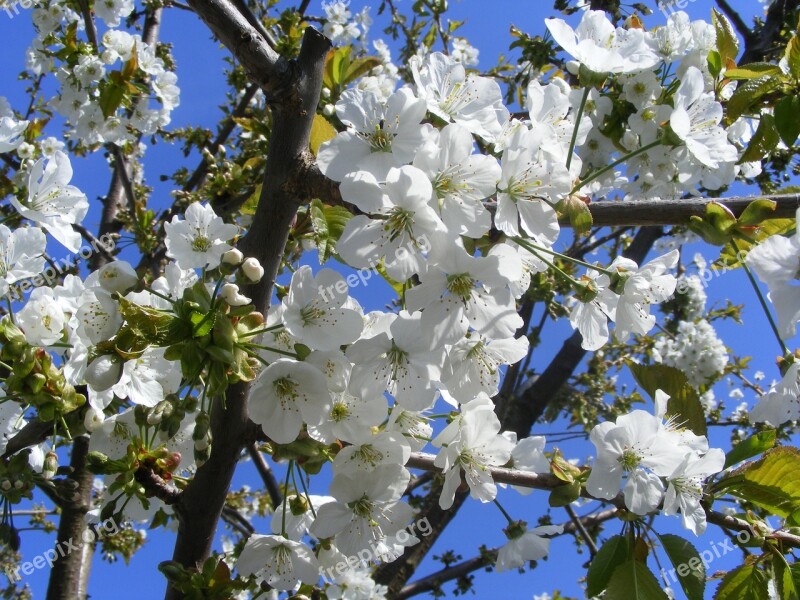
[11,151,89,253]
[164,202,238,270]
[236,534,320,591]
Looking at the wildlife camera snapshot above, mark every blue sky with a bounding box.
[0,0,786,598]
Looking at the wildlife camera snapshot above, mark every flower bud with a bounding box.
[222,248,244,266]
[42,451,58,480]
[220,283,250,307]
[322,104,335,117]
[241,258,264,283]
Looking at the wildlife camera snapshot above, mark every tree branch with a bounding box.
[395,508,619,599]
[247,444,282,508]
[45,436,95,600]
[164,22,330,599]
[303,160,800,226]
[184,0,293,99]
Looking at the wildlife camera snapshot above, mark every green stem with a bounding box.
[144,287,176,305]
[732,239,789,356]
[239,323,285,338]
[513,237,614,275]
[514,241,581,287]
[241,342,298,359]
[493,499,515,525]
[566,86,591,172]
[294,462,316,519]
[281,460,293,538]
[571,140,661,194]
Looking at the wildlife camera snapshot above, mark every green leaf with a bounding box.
[738,199,777,227]
[656,533,705,600]
[775,96,800,147]
[310,114,337,156]
[121,44,139,80]
[586,535,630,598]
[190,311,216,338]
[99,74,127,119]
[605,560,669,600]
[548,480,581,507]
[714,562,769,600]
[310,199,353,262]
[740,114,781,163]
[343,56,382,85]
[712,8,740,64]
[240,183,262,216]
[717,217,795,268]
[628,363,708,436]
[726,75,784,123]
[726,63,784,80]
[717,447,800,525]
[708,50,723,78]
[785,34,800,81]
[724,430,778,469]
[687,201,738,246]
[773,551,800,600]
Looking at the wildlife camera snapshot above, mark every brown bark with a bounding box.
[162,8,330,595]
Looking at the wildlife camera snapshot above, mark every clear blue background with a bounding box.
[0,1,781,598]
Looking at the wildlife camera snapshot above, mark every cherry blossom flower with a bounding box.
[0,225,45,299]
[413,123,500,238]
[433,398,514,509]
[669,67,738,170]
[411,52,509,142]
[318,87,433,181]
[337,166,445,281]
[496,524,563,572]
[236,534,320,590]
[164,202,238,270]
[311,464,414,557]
[248,359,330,444]
[663,448,725,535]
[0,116,28,153]
[11,151,89,253]
[405,245,522,346]
[282,266,364,352]
[545,10,661,75]
[347,311,445,411]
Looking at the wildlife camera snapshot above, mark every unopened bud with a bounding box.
[43,451,58,480]
[241,258,264,283]
[222,248,244,266]
[220,283,250,307]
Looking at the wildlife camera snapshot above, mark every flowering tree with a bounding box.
[2,0,800,598]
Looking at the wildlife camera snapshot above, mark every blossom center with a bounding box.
[446,273,475,302]
[191,235,212,253]
[331,402,350,422]
[618,448,642,472]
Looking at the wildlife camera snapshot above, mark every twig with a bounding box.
[565,504,598,556]
[395,508,619,599]
[247,444,282,507]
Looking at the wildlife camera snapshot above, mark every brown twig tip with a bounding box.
[134,466,183,505]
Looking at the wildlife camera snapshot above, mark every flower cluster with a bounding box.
[587,390,724,535]
[0,3,794,598]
